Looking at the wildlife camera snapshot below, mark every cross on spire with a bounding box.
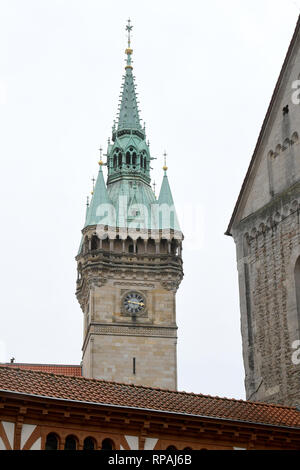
[125,19,133,69]
[126,18,133,48]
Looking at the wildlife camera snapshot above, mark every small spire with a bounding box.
[86,195,89,207]
[153,180,156,197]
[163,151,168,172]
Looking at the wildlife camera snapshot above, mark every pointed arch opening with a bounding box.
[125,236,134,253]
[91,234,99,251]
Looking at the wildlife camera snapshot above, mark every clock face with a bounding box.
[123,292,145,315]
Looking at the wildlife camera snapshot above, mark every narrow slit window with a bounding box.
[133,357,136,375]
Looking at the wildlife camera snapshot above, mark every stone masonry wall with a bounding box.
[233,186,300,406]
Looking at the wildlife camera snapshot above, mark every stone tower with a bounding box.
[75,21,183,390]
[226,17,300,406]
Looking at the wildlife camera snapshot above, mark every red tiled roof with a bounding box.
[2,363,82,377]
[0,366,299,429]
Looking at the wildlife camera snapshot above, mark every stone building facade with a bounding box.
[226,17,300,406]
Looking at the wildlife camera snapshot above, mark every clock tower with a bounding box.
[75,21,183,390]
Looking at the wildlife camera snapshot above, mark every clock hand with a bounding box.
[127,300,144,306]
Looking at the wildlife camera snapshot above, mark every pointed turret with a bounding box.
[85,162,113,227]
[158,153,181,231]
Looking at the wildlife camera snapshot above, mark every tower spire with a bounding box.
[114,20,143,136]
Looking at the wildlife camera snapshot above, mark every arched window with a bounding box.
[118,152,122,168]
[84,236,89,254]
[132,152,137,167]
[91,235,99,250]
[102,236,109,251]
[166,445,177,451]
[125,236,133,253]
[113,155,117,169]
[101,438,114,450]
[160,238,168,254]
[171,239,178,255]
[45,433,59,450]
[64,435,77,450]
[126,152,131,166]
[83,437,96,450]
[295,257,300,331]
[147,238,155,254]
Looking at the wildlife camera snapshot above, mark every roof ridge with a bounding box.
[226,14,300,235]
[0,365,297,411]
[1,363,81,367]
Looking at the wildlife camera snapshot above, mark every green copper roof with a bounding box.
[116,19,143,134]
[117,67,142,132]
[107,178,157,230]
[158,170,181,231]
[79,21,182,238]
[84,164,114,227]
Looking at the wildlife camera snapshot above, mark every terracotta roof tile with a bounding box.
[2,363,81,376]
[0,366,299,428]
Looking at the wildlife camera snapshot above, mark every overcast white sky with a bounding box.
[0,0,299,400]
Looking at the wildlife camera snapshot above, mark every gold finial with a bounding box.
[98,146,103,166]
[162,151,168,171]
[91,176,95,195]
